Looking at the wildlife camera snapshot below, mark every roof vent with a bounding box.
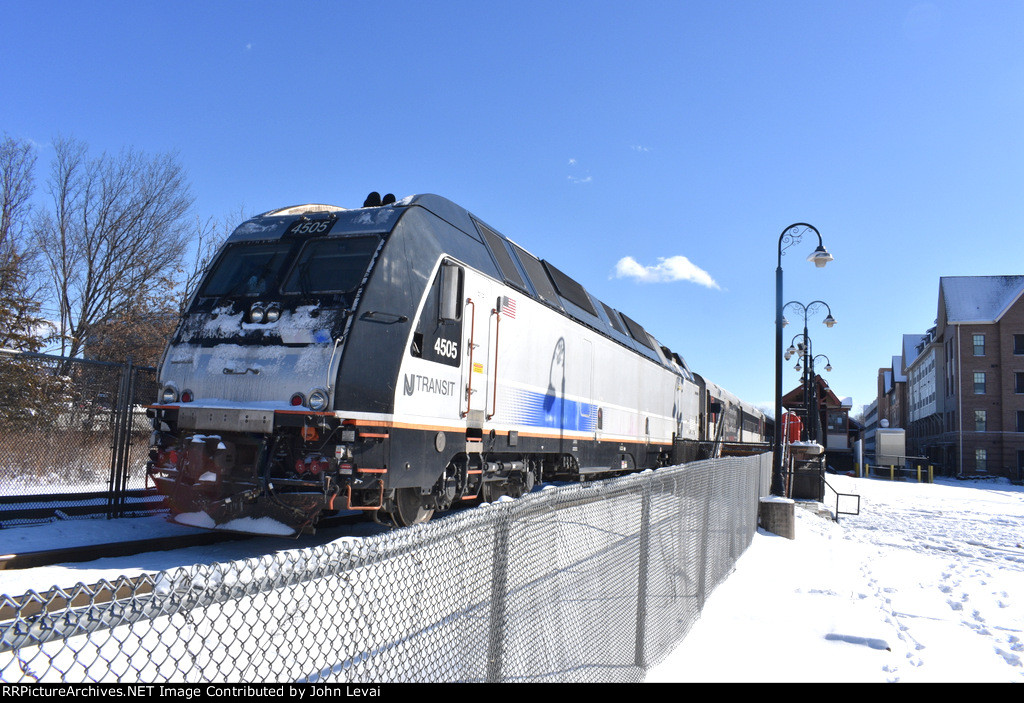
[263,204,346,217]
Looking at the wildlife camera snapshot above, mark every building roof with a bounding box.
[940,276,1024,323]
[902,333,927,370]
[781,374,842,408]
[891,356,906,383]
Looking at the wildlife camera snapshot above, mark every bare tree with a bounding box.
[0,134,48,351]
[33,136,196,364]
[0,135,70,426]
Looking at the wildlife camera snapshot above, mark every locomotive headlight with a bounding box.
[307,388,329,411]
[249,303,266,324]
[160,385,179,404]
[265,305,281,323]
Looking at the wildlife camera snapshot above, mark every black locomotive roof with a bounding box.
[226,194,479,244]
[224,194,692,379]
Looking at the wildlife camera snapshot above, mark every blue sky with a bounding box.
[4,0,1024,416]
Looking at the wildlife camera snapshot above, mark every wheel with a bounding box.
[481,481,502,503]
[392,487,435,527]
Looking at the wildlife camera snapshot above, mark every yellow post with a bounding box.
[928,465,934,483]
[917,463,922,482]
[890,465,895,481]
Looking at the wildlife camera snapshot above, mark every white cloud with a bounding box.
[567,158,591,183]
[613,255,720,289]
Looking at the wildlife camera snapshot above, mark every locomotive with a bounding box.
[147,193,768,536]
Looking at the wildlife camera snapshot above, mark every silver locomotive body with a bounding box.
[147,194,765,535]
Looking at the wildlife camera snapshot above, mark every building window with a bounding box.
[974,371,986,394]
[1015,334,1024,355]
[976,448,987,472]
[1017,410,1024,433]
[975,410,987,432]
[827,411,846,433]
[1016,372,1024,394]
[973,334,985,356]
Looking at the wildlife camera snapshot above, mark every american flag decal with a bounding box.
[500,296,516,318]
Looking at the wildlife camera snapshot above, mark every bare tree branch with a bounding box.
[33,137,196,365]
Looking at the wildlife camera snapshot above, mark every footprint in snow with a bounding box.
[995,648,1021,667]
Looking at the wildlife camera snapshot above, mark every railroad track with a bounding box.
[0,488,166,527]
[0,509,370,571]
[0,530,253,571]
[0,510,372,630]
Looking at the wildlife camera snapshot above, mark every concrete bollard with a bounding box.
[758,496,795,540]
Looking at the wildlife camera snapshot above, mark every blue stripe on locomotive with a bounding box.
[501,387,597,433]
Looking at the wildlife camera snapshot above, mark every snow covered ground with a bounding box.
[1,474,1022,683]
[648,474,1024,683]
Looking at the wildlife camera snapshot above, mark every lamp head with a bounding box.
[807,245,834,268]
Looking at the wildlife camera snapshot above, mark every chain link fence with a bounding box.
[0,351,159,525]
[0,452,771,683]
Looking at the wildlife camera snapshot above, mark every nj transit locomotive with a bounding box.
[147,194,768,535]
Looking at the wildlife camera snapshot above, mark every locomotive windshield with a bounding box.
[197,235,381,299]
[200,241,294,298]
[281,235,380,294]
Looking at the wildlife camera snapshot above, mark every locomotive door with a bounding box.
[460,274,492,428]
[409,261,465,422]
[674,379,685,438]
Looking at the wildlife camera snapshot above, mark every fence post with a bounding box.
[106,359,134,519]
[634,484,651,669]
[696,469,713,609]
[486,506,512,682]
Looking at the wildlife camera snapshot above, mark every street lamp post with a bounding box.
[785,333,812,438]
[773,225,833,496]
[808,353,832,444]
[783,299,836,446]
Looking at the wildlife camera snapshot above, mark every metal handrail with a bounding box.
[823,476,859,523]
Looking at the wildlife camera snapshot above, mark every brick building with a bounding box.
[906,276,1024,480]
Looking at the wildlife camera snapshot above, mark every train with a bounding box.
[146,193,769,536]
